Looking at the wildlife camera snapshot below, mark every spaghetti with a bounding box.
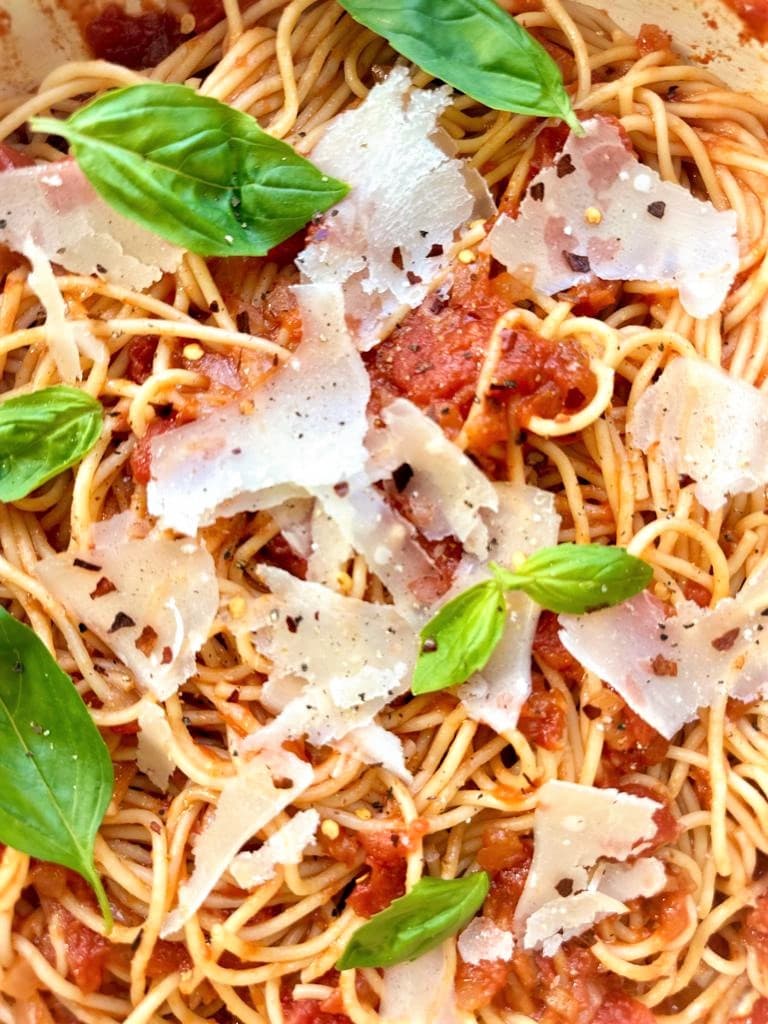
[0,2,766,1023]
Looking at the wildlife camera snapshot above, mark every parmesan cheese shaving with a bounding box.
[595,857,667,902]
[369,399,499,558]
[160,748,312,938]
[457,917,515,965]
[23,238,86,382]
[459,484,560,732]
[229,810,319,889]
[559,564,768,738]
[147,283,370,534]
[629,356,768,510]
[380,943,466,1024]
[485,117,738,319]
[36,514,218,700]
[298,67,494,349]
[0,159,182,291]
[136,699,175,792]
[516,780,662,953]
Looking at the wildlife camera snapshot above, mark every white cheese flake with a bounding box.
[380,943,464,1024]
[136,699,175,792]
[36,514,218,700]
[230,809,319,889]
[559,564,768,738]
[629,356,768,511]
[516,781,662,954]
[161,749,312,938]
[0,159,182,291]
[595,857,667,903]
[485,117,738,319]
[458,917,515,965]
[147,284,370,534]
[298,67,494,349]
[23,238,87,382]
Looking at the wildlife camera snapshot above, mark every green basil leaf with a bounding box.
[337,873,489,969]
[337,0,581,133]
[0,386,103,502]
[31,83,349,257]
[412,579,506,695]
[491,544,653,614]
[0,609,113,928]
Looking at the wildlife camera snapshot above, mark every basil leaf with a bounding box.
[491,544,653,614]
[337,0,581,133]
[31,83,349,257]
[0,386,103,502]
[337,873,489,969]
[0,609,113,927]
[412,579,506,695]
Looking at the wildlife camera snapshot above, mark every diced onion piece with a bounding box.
[369,399,499,558]
[36,514,218,700]
[559,566,768,738]
[380,943,463,1024]
[459,484,560,732]
[629,356,768,510]
[458,917,515,965]
[596,857,667,902]
[298,67,494,349]
[230,809,319,889]
[485,117,738,319]
[136,699,175,792]
[147,284,370,535]
[160,748,312,938]
[516,780,661,953]
[244,566,415,750]
[0,159,182,290]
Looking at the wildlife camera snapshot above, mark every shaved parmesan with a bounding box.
[338,723,412,782]
[485,117,738,319]
[0,159,182,291]
[369,399,498,558]
[458,917,515,965]
[147,284,370,534]
[306,501,353,586]
[524,892,627,958]
[459,484,560,733]
[559,565,768,738]
[244,567,415,751]
[136,700,175,792]
[23,239,86,382]
[516,781,661,953]
[230,809,319,889]
[298,67,493,348]
[380,943,465,1024]
[161,748,312,937]
[36,514,218,700]
[629,357,768,511]
[596,857,667,902]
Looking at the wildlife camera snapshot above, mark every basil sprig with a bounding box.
[413,544,651,695]
[337,0,581,133]
[0,386,103,502]
[31,83,349,257]
[337,873,489,969]
[0,610,113,927]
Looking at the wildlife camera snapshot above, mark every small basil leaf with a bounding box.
[31,83,349,257]
[0,609,114,928]
[337,0,581,132]
[491,544,653,614]
[0,386,103,502]
[337,873,489,969]
[412,579,506,694]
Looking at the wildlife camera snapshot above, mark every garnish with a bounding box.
[336,0,582,133]
[30,83,349,257]
[0,386,103,501]
[413,544,652,694]
[337,873,489,969]
[0,609,113,927]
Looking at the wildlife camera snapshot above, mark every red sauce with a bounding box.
[746,894,768,964]
[0,143,34,170]
[560,278,622,317]
[348,824,428,918]
[588,689,669,777]
[129,415,179,485]
[620,783,680,850]
[517,678,566,750]
[46,903,109,994]
[636,24,673,55]
[724,0,768,41]
[280,998,350,1024]
[730,998,768,1024]
[593,992,656,1024]
[532,611,584,685]
[366,258,595,456]
[456,959,509,1012]
[681,578,711,608]
[126,336,158,385]
[647,889,691,943]
[146,940,192,979]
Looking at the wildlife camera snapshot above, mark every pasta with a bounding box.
[0,2,768,1022]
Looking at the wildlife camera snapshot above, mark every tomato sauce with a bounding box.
[533,611,584,685]
[348,824,427,918]
[517,678,567,750]
[746,894,768,964]
[593,992,656,1024]
[723,0,768,41]
[636,24,673,55]
[129,415,180,485]
[730,998,768,1024]
[586,689,669,778]
[280,998,350,1024]
[145,940,192,979]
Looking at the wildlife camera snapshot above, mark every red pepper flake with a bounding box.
[556,154,576,178]
[90,577,116,599]
[530,181,545,202]
[651,653,678,677]
[712,627,740,652]
[135,624,159,655]
[563,251,591,273]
